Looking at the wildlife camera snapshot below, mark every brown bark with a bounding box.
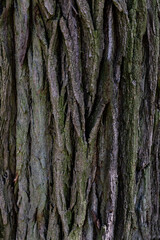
[0,0,160,239]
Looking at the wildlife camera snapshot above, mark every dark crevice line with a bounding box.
[25,15,33,232]
[45,109,55,236]
[8,1,17,238]
[68,117,76,211]
[25,120,32,240]
[0,2,3,16]
[57,209,64,240]
[114,56,125,239]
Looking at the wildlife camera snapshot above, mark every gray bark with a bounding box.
[0,0,160,239]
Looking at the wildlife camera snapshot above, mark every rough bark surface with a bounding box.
[0,0,160,239]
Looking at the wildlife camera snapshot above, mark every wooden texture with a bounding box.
[0,0,160,239]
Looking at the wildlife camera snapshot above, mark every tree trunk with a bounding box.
[0,0,160,239]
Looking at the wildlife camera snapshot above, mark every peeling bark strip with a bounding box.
[0,0,160,239]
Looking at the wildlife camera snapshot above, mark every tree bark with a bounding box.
[0,0,160,239]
